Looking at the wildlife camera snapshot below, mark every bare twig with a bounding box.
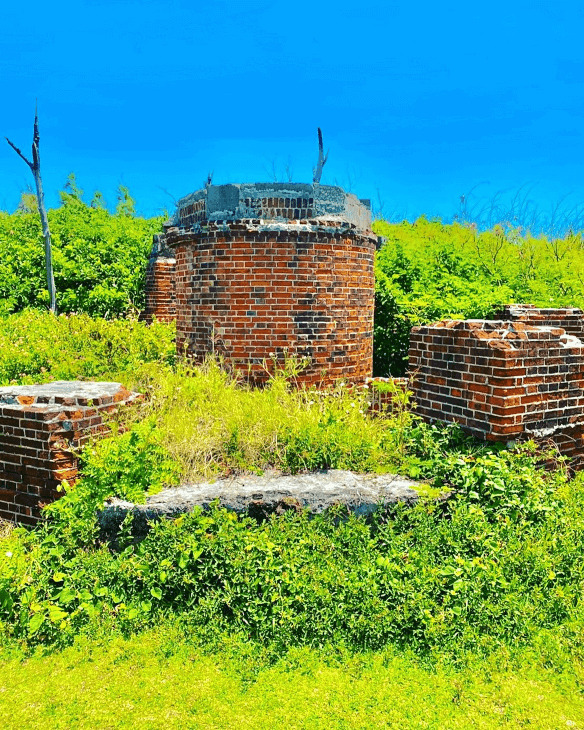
[5,137,33,168]
[157,186,179,206]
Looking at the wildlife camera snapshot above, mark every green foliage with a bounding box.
[0,425,579,663]
[0,180,162,317]
[0,310,175,385]
[40,418,181,548]
[437,447,560,523]
[373,216,584,375]
[73,418,180,505]
[124,358,429,484]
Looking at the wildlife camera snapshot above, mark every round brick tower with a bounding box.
[162,183,376,385]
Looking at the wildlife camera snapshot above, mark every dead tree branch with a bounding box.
[6,104,57,313]
[312,127,329,184]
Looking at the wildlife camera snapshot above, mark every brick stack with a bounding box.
[180,194,316,228]
[496,304,584,339]
[140,234,176,324]
[408,319,584,456]
[0,382,140,525]
[167,219,376,385]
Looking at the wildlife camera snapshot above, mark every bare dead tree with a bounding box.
[205,171,214,188]
[312,127,329,184]
[6,105,56,313]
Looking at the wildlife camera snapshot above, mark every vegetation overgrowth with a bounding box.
[2,190,584,723]
[0,321,581,679]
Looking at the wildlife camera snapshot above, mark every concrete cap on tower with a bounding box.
[169,182,372,232]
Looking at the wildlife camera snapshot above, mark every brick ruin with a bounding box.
[141,185,584,459]
[408,305,584,458]
[0,382,139,525]
[144,183,377,385]
[7,194,584,526]
[140,234,176,323]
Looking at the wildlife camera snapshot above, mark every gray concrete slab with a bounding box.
[98,469,422,544]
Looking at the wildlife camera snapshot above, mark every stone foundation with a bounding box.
[0,381,140,525]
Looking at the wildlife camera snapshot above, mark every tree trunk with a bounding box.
[32,167,56,313]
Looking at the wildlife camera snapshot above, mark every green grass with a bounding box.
[129,357,422,482]
[2,628,584,729]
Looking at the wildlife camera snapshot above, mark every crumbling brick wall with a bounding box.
[167,219,376,385]
[495,304,584,340]
[408,317,584,457]
[140,234,176,324]
[0,382,140,525]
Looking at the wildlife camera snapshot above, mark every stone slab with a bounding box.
[0,381,128,407]
[98,469,421,543]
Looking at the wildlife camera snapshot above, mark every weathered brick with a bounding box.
[408,310,584,463]
[0,381,141,524]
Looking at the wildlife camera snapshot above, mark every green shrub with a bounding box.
[0,189,163,317]
[0,310,175,385]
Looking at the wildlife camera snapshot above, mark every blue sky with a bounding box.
[2,0,583,226]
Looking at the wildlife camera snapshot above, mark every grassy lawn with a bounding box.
[2,629,584,729]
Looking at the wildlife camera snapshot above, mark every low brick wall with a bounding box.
[0,382,140,525]
[408,315,584,457]
[496,304,584,340]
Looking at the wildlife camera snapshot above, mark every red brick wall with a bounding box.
[167,220,376,385]
[141,257,176,323]
[0,384,140,525]
[141,235,176,323]
[408,319,584,453]
[495,304,584,340]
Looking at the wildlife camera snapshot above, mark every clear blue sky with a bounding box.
[2,0,583,226]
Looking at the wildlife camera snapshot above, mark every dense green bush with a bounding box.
[0,445,579,661]
[373,217,584,375]
[0,182,163,317]
[0,310,175,386]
